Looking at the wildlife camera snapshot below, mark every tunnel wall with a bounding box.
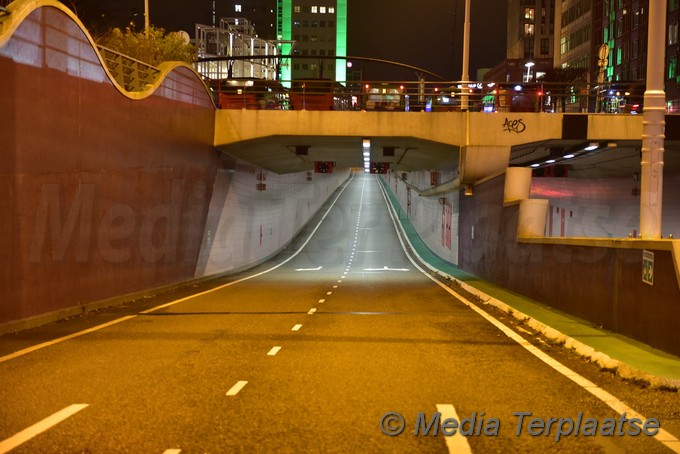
[195,156,350,277]
[383,170,460,266]
[458,174,680,357]
[531,173,680,238]
[0,4,218,327]
[0,2,348,332]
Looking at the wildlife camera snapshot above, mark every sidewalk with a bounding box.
[380,177,680,389]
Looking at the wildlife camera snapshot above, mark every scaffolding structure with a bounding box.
[194,18,279,80]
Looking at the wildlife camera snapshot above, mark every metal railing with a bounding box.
[98,45,161,92]
[204,77,665,114]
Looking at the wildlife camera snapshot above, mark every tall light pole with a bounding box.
[460,0,471,110]
[640,0,666,238]
[144,0,150,38]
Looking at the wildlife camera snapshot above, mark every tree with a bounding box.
[96,25,196,67]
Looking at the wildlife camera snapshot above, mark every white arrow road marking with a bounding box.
[295,266,323,271]
[364,266,410,272]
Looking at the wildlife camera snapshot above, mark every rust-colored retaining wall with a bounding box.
[0,5,218,325]
[458,175,680,357]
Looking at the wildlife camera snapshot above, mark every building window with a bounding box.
[524,8,535,20]
[311,6,318,13]
[669,58,678,79]
[669,22,679,46]
[329,7,335,14]
[671,0,679,11]
[294,6,301,13]
[320,6,327,13]
[235,4,242,12]
[524,23,535,37]
[541,38,550,55]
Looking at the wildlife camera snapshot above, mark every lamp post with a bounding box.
[144,0,150,38]
[524,62,535,82]
[640,0,666,238]
[460,0,471,111]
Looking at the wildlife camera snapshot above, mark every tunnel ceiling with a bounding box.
[216,136,459,174]
[510,140,680,179]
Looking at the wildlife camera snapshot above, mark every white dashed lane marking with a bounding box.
[225,381,248,396]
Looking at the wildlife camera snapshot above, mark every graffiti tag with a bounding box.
[503,118,526,133]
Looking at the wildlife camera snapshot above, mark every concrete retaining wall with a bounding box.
[196,155,350,277]
[458,174,680,357]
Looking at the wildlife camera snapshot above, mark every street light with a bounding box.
[144,0,150,38]
[524,62,535,82]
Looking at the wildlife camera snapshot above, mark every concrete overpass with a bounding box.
[214,109,680,184]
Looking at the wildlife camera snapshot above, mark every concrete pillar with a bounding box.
[459,145,511,184]
[504,167,532,204]
[640,0,666,239]
[518,199,549,238]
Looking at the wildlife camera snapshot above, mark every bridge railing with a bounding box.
[203,77,659,114]
[98,45,161,92]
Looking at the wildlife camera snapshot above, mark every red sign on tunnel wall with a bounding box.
[441,200,452,250]
[314,161,335,173]
[370,162,390,174]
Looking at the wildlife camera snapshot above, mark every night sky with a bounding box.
[57,0,507,82]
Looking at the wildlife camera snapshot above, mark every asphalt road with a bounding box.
[1,173,678,453]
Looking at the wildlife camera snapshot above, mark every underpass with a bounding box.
[1,173,678,453]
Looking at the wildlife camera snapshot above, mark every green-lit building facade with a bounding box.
[276,0,347,83]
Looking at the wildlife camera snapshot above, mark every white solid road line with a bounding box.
[378,177,680,454]
[436,404,473,454]
[291,324,302,331]
[0,316,137,365]
[225,381,248,396]
[0,175,357,364]
[0,404,89,454]
[267,346,282,356]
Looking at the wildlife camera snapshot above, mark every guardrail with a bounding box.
[203,77,679,115]
[98,46,161,92]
